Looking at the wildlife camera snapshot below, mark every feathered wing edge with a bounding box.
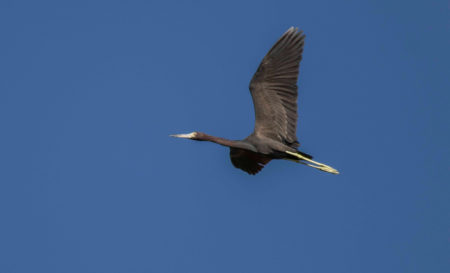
[249,27,305,148]
[229,148,271,175]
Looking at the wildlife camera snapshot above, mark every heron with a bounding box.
[171,27,339,175]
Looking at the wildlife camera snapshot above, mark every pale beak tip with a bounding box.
[169,132,196,139]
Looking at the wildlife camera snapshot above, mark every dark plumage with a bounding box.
[171,27,338,175]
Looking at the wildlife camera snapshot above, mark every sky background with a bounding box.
[1,0,449,272]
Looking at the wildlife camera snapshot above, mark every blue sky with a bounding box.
[1,0,449,272]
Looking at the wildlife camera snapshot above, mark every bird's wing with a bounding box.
[229,148,271,175]
[249,27,305,148]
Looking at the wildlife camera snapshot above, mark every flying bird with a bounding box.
[171,27,339,175]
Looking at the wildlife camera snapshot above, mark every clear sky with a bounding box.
[1,0,449,272]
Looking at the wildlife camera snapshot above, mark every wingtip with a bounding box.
[286,26,296,33]
[285,26,304,37]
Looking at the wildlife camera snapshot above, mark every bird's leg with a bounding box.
[285,158,321,168]
[285,151,339,174]
[285,158,321,169]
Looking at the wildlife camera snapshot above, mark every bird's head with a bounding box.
[170,132,203,140]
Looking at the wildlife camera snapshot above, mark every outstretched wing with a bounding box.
[229,148,271,175]
[249,27,305,148]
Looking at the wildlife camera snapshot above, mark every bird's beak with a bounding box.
[169,133,196,139]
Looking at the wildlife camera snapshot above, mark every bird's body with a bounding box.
[171,27,339,175]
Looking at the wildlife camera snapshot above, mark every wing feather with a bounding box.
[249,27,305,148]
[229,148,271,175]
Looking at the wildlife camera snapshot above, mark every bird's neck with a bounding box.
[197,133,234,146]
[197,132,256,151]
